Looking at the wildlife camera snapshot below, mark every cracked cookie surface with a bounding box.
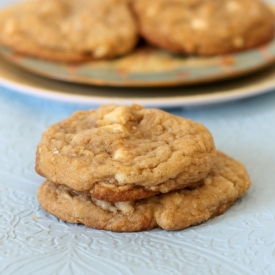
[37,151,251,232]
[131,0,274,55]
[0,0,138,61]
[35,104,216,201]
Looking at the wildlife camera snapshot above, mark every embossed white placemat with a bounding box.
[1,85,275,274]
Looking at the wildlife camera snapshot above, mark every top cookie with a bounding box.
[35,104,216,201]
[131,0,275,55]
[0,0,138,62]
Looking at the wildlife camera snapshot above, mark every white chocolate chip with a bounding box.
[191,19,208,30]
[114,201,134,215]
[226,1,240,12]
[53,148,60,155]
[3,19,17,35]
[92,198,134,215]
[113,148,125,161]
[103,107,128,124]
[102,124,128,134]
[115,173,128,183]
[93,45,109,58]
[61,191,73,200]
[92,198,117,212]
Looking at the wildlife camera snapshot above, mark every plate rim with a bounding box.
[1,39,275,88]
[1,57,275,108]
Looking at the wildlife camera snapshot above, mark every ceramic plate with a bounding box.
[1,39,275,87]
[1,54,275,108]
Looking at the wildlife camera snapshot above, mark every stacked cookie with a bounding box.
[0,0,274,61]
[36,104,251,232]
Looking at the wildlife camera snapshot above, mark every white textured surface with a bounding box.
[0,84,275,274]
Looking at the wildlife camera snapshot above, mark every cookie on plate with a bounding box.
[35,104,216,202]
[37,151,251,232]
[131,0,275,55]
[0,0,138,62]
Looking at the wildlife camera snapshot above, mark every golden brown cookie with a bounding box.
[131,0,275,55]
[0,0,138,62]
[35,104,216,201]
[37,151,251,232]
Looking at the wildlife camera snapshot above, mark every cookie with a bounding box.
[131,0,275,55]
[37,151,251,232]
[35,104,216,201]
[0,0,138,62]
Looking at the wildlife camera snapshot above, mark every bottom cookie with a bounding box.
[37,151,251,232]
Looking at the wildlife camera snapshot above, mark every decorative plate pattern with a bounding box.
[1,39,275,87]
[1,54,275,108]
